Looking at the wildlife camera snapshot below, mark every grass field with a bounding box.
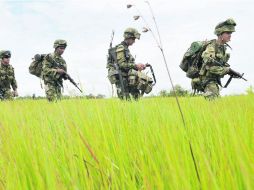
[0,95,253,190]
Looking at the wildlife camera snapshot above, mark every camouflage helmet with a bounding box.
[0,50,11,59]
[123,28,141,40]
[53,39,67,49]
[214,18,236,36]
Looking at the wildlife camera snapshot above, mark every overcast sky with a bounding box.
[0,0,253,97]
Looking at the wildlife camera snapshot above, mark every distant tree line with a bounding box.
[158,84,191,97]
[17,93,106,100]
[14,85,254,99]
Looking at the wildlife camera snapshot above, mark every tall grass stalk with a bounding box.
[0,95,253,189]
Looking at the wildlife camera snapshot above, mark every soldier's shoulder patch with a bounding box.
[115,45,125,52]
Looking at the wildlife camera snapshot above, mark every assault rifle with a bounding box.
[210,57,247,88]
[108,30,127,100]
[49,57,83,93]
[224,68,247,88]
[62,72,83,93]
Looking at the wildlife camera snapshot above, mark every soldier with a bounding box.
[0,50,18,100]
[42,39,67,101]
[107,28,151,100]
[192,18,237,100]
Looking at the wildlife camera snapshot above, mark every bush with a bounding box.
[158,84,190,97]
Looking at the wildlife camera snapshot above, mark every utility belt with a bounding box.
[128,69,153,94]
[108,68,153,94]
[192,76,221,92]
[107,68,127,84]
[44,79,63,87]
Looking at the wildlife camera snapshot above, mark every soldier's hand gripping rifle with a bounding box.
[49,56,83,93]
[224,68,247,88]
[210,57,247,88]
[108,31,127,99]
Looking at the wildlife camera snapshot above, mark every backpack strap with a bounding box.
[45,53,53,62]
[45,53,62,67]
[193,40,214,66]
[194,40,215,77]
[225,43,232,50]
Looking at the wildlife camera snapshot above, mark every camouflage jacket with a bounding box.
[42,52,67,84]
[200,40,230,81]
[111,41,136,76]
[0,63,17,91]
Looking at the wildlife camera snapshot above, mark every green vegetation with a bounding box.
[0,95,253,189]
[158,84,191,97]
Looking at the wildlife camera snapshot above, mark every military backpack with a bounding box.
[179,40,214,79]
[107,46,121,84]
[29,54,46,78]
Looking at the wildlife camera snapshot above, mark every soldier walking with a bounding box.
[192,18,237,100]
[42,40,67,101]
[107,28,153,100]
[0,50,18,100]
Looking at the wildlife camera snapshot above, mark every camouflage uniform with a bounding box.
[42,40,67,101]
[107,28,146,100]
[0,50,17,100]
[115,40,141,100]
[192,18,236,100]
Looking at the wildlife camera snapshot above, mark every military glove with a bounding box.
[224,67,231,74]
[135,63,146,71]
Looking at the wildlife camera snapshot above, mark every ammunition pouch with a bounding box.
[128,69,153,94]
[191,77,204,92]
[107,68,119,84]
[128,69,138,86]
[186,65,200,79]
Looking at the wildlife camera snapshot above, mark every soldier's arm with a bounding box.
[10,67,17,90]
[201,44,229,76]
[116,45,136,70]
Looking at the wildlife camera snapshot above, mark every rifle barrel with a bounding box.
[241,76,247,81]
[65,73,83,93]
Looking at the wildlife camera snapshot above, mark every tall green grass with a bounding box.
[0,95,253,189]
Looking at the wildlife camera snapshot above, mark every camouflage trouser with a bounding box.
[203,82,220,100]
[0,89,14,100]
[116,77,140,100]
[44,82,62,102]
